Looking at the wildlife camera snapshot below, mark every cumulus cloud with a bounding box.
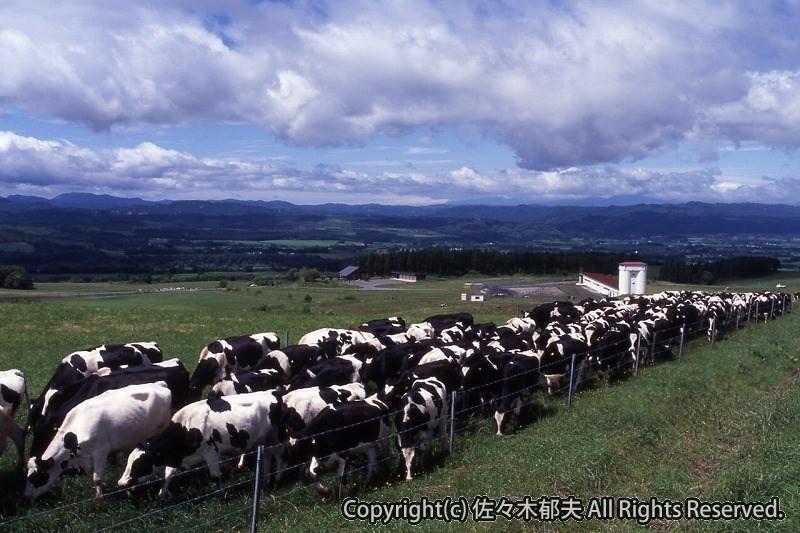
[3,130,798,205]
[2,0,800,172]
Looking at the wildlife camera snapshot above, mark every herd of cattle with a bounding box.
[0,289,793,504]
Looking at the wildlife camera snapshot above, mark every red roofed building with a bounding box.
[578,262,648,297]
[578,272,620,297]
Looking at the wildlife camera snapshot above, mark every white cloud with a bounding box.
[2,1,800,203]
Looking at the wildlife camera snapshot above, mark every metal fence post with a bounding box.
[567,353,576,408]
[736,310,740,332]
[711,320,716,347]
[770,299,775,320]
[250,445,265,533]
[755,301,759,324]
[284,330,289,347]
[650,331,657,361]
[634,335,642,374]
[449,391,456,453]
[678,325,685,363]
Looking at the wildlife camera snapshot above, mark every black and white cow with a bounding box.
[0,369,28,471]
[359,316,406,337]
[189,333,280,391]
[297,328,384,359]
[28,359,196,459]
[460,350,514,416]
[258,345,325,380]
[288,395,392,499]
[539,336,590,395]
[26,382,172,500]
[280,383,367,437]
[287,355,365,391]
[118,390,284,498]
[395,377,448,480]
[207,368,284,400]
[29,342,163,433]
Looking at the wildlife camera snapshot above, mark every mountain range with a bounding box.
[3,193,800,236]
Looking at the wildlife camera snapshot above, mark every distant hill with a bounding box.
[1,193,799,277]
[3,194,800,236]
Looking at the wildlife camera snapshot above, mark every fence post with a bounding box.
[250,445,265,533]
[755,301,759,324]
[650,331,658,361]
[735,310,740,332]
[284,330,289,347]
[711,320,716,347]
[634,335,642,374]
[678,325,685,363]
[770,299,775,320]
[567,353,576,408]
[449,391,456,453]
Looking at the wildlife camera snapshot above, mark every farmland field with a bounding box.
[0,277,798,531]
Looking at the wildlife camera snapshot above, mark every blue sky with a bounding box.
[2,1,800,205]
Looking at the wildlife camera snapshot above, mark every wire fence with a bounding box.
[1,293,792,531]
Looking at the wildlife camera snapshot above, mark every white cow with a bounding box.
[25,382,172,500]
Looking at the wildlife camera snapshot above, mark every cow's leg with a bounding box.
[336,456,347,500]
[90,446,110,502]
[310,456,334,498]
[9,421,25,472]
[512,397,522,432]
[494,410,505,436]
[401,446,415,481]
[159,467,177,499]
[363,447,377,485]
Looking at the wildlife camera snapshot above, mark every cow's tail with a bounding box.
[21,373,31,434]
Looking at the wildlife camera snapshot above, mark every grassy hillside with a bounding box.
[0,280,797,531]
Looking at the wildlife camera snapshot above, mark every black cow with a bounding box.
[29,359,197,459]
[494,353,540,435]
[388,359,462,403]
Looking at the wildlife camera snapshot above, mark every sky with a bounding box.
[2,0,800,206]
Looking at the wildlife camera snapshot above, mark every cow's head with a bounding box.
[188,352,224,390]
[118,446,155,488]
[25,443,70,501]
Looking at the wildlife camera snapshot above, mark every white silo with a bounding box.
[618,262,648,295]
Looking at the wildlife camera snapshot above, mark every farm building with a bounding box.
[577,272,620,297]
[577,262,648,297]
[338,265,362,281]
[392,271,427,282]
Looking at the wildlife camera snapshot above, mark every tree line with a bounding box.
[357,249,639,277]
[657,256,780,285]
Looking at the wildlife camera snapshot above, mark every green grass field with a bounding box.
[0,278,797,531]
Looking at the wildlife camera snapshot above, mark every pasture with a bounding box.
[0,277,798,531]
